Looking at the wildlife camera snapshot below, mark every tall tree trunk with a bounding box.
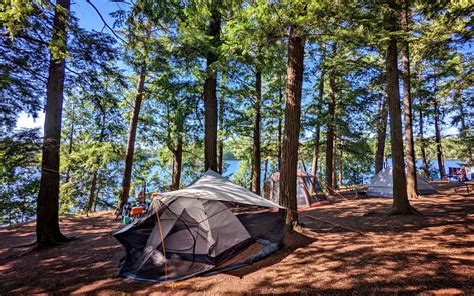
[385,7,414,214]
[87,171,98,213]
[203,2,221,172]
[375,94,389,174]
[401,2,417,199]
[332,137,337,189]
[338,147,343,187]
[36,0,71,246]
[263,159,269,182]
[433,73,446,179]
[311,54,325,181]
[281,25,304,227]
[118,67,146,211]
[419,106,431,179]
[87,114,106,213]
[65,105,75,183]
[433,69,446,180]
[311,125,320,177]
[217,76,225,174]
[433,98,446,179]
[278,74,283,170]
[456,91,472,162]
[251,71,262,195]
[170,136,183,191]
[94,183,102,212]
[325,44,337,194]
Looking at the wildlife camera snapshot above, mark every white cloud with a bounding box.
[16,112,44,132]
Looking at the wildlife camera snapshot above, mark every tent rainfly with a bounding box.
[367,167,436,198]
[266,169,329,209]
[114,170,285,282]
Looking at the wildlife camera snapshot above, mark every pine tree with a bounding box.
[36,0,72,246]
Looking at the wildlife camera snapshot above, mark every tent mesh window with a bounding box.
[114,199,284,282]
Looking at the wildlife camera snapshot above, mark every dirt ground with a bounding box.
[1,182,473,295]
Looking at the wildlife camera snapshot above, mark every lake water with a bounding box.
[221,159,472,184]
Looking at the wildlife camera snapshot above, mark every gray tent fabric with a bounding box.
[367,167,436,198]
[267,169,328,209]
[114,171,285,282]
[155,170,284,209]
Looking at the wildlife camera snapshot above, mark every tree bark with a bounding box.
[36,0,71,246]
[456,91,472,162]
[433,97,446,179]
[251,70,262,195]
[311,125,320,177]
[419,105,431,179]
[432,70,445,179]
[338,146,343,187]
[203,1,221,172]
[118,67,146,211]
[87,113,106,213]
[280,25,304,227]
[170,136,183,191]
[263,159,269,182]
[217,77,225,174]
[65,105,75,183]
[278,74,283,170]
[86,171,98,213]
[311,54,325,182]
[401,2,417,199]
[375,94,389,174]
[385,10,414,214]
[325,44,337,194]
[332,137,337,189]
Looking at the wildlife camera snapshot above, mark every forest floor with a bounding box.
[1,181,473,295]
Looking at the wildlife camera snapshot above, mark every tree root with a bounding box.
[388,204,422,216]
[31,234,75,251]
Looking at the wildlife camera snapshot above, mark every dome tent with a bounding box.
[367,167,436,198]
[266,169,329,209]
[114,170,285,282]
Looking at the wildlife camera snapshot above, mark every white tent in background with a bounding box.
[367,167,436,198]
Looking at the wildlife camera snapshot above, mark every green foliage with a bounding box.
[1,0,472,224]
[0,129,41,224]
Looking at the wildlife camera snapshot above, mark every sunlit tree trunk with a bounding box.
[203,1,221,172]
[36,0,71,246]
[385,3,415,214]
[402,2,417,199]
[281,25,304,227]
[118,67,146,211]
[375,94,388,174]
[251,70,262,195]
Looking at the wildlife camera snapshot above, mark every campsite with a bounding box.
[1,0,473,295]
[1,182,473,294]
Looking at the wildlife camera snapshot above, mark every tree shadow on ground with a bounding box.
[0,183,473,294]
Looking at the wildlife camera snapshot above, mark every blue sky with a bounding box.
[17,0,124,130]
[16,1,461,139]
